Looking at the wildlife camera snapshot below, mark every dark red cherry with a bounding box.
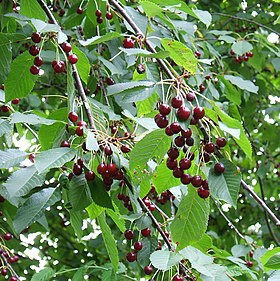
[62,42,72,53]
[193,106,205,119]
[171,96,183,108]
[134,241,143,251]
[95,9,102,17]
[68,54,78,64]
[170,122,181,134]
[124,229,134,240]
[126,252,137,262]
[141,228,151,237]
[246,260,253,267]
[166,158,177,170]
[68,112,78,122]
[181,173,191,184]
[12,98,20,105]
[60,140,70,147]
[76,7,83,14]
[179,158,191,170]
[144,265,153,275]
[185,137,194,146]
[136,63,145,74]
[85,171,95,181]
[216,137,227,147]
[194,50,201,58]
[31,32,41,43]
[177,106,191,121]
[191,175,203,187]
[4,233,12,240]
[154,114,168,128]
[106,12,113,20]
[190,117,198,125]
[29,45,39,56]
[186,92,195,102]
[165,126,174,136]
[199,84,206,92]
[181,128,192,139]
[173,274,184,281]
[97,163,107,175]
[167,147,179,159]
[197,187,210,199]
[123,38,135,48]
[173,167,183,178]
[30,65,39,75]
[34,56,44,66]
[159,104,171,115]
[214,163,225,174]
[205,142,215,153]
[174,136,185,147]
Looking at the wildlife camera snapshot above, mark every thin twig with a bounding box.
[0,252,20,279]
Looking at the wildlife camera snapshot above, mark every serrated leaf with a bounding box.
[0,149,27,169]
[232,41,253,56]
[10,112,59,125]
[98,212,119,271]
[0,34,12,83]
[150,250,182,271]
[5,51,38,102]
[120,47,169,59]
[170,187,210,250]
[231,245,250,257]
[152,161,181,194]
[86,201,104,220]
[190,234,213,253]
[264,253,280,270]
[79,32,122,46]
[69,210,83,239]
[107,81,155,96]
[4,165,46,203]
[106,206,126,232]
[129,130,170,181]
[161,39,197,73]
[31,268,55,281]
[31,19,61,33]
[86,131,99,151]
[0,119,12,137]
[224,75,258,93]
[20,0,47,21]
[219,76,241,105]
[260,248,280,272]
[73,267,87,281]
[69,175,93,211]
[72,45,90,84]
[141,0,163,17]
[193,9,212,28]
[13,188,61,234]
[35,148,76,174]
[137,236,158,268]
[208,159,241,208]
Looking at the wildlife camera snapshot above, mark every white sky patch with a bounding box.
[267,33,279,44]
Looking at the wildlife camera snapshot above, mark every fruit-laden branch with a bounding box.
[109,0,280,227]
[37,0,97,131]
[0,252,20,280]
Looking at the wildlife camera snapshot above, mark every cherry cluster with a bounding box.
[0,84,20,114]
[95,8,114,24]
[230,49,254,63]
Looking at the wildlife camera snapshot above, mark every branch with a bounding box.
[0,252,20,280]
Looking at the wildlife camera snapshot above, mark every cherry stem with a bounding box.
[0,252,20,280]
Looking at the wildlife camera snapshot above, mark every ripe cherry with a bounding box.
[106,77,115,85]
[95,9,102,17]
[85,171,95,181]
[76,7,83,14]
[29,45,39,56]
[170,122,181,134]
[171,95,183,108]
[30,65,39,75]
[167,147,179,159]
[124,229,134,240]
[96,17,103,24]
[186,92,195,102]
[12,98,20,105]
[246,51,253,57]
[193,106,205,119]
[249,251,254,257]
[144,265,153,275]
[31,32,41,43]
[230,49,235,55]
[62,42,72,53]
[34,56,44,66]
[165,126,173,136]
[75,126,84,136]
[159,104,171,115]
[179,158,191,170]
[181,173,191,184]
[141,228,151,237]
[107,163,117,175]
[181,128,192,139]
[123,38,135,48]
[191,175,203,187]
[77,120,88,127]
[126,252,137,262]
[194,50,201,58]
[134,241,143,251]
[136,63,145,74]
[1,105,10,112]
[177,106,191,121]
[174,136,185,147]
[68,111,78,122]
[73,164,82,175]
[190,117,198,125]
[173,167,183,178]
[216,137,227,147]
[0,195,5,202]
[1,268,8,276]
[199,84,206,92]
[172,274,184,281]
[205,142,215,153]
[154,114,168,128]
[97,163,107,175]
[197,187,210,199]
[53,61,65,73]
[166,158,177,170]
[106,12,113,20]
[246,260,253,267]
[29,153,36,162]
[9,277,18,281]
[214,163,225,174]
[104,145,112,156]
[68,54,78,64]
[4,233,12,241]
[60,140,70,147]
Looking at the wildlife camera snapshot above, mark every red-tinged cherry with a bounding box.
[141,228,151,237]
[60,140,70,147]
[249,251,254,257]
[123,38,135,48]
[1,105,10,112]
[167,147,179,159]
[68,54,78,64]
[244,56,249,61]
[144,266,153,275]
[179,158,191,170]
[106,12,113,20]
[77,158,84,166]
[10,277,18,281]
[117,193,124,200]
[205,74,211,80]
[121,144,131,153]
[174,136,185,147]
[29,45,39,56]
[114,170,124,180]
[177,106,191,121]
[165,126,174,136]
[31,32,41,43]
[170,122,181,134]
[171,95,183,108]
[124,229,134,240]
[73,164,82,175]
[143,198,151,207]
[126,252,137,262]
[95,9,102,17]
[0,84,4,90]
[202,152,211,163]
[197,187,210,199]
[235,56,241,63]
[166,158,177,170]
[68,111,78,122]
[173,274,184,281]
[58,9,65,17]
[246,51,253,57]
[246,260,253,267]
[191,175,203,187]
[104,145,112,156]
[107,163,117,175]
[13,255,19,262]
[159,103,171,115]
[199,84,206,93]
[34,56,43,66]
[30,65,39,75]
[106,77,115,85]
[230,49,235,55]
[0,195,5,202]
[136,63,145,74]
[4,233,12,241]
[216,137,227,147]
[8,256,16,263]
[202,180,209,190]
[85,171,95,181]
[1,268,8,276]
[154,114,168,128]
[62,42,72,53]
[181,128,192,139]
[53,61,65,73]
[97,17,103,24]
[134,241,143,251]
[186,92,195,102]
[77,120,88,127]
[76,7,83,14]
[29,153,35,162]
[173,167,183,178]
[193,106,205,119]
[149,203,156,212]
[185,137,194,146]
[205,142,215,153]
[190,117,198,125]
[97,163,107,175]
[195,50,201,58]
[181,173,191,184]
[214,163,225,174]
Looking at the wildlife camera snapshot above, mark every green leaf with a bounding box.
[232,40,253,56]
[4,165,46,204]
[219,76,241,105]
[231,245,250,257]
[170,187,210,250]
[0,34,12,83]
[150,250,182,271]
[107,81,155,96]
[97,212,119,272]
[106,206,126,232]
[119,47,169,59]
[0,119,12,137]
[73,267,88,281]
[69,175,93,211]
[5,51,38,102]
[69,210,83,239]
[161,39,197,73]
[141,0,163,17]
[129,130,170,181]
[190,234,213,253]
[224,75,258,93]
[72,45,90,84]
[136,92,158,116]
[86,131,99,151]
[0,149,27,169]
[31,268,55,281]
[137,236,158,268]
[260,248,280,271]
[193,9,212,28]
[86,201,104,220]
[10,112,59,125]
[35,148,76,174]
[13,188,61,234]
[152,161,181,194]
[79,32,122,46]
[31,19,61,33]
[208,160,241,207]
[20,0,47,21]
